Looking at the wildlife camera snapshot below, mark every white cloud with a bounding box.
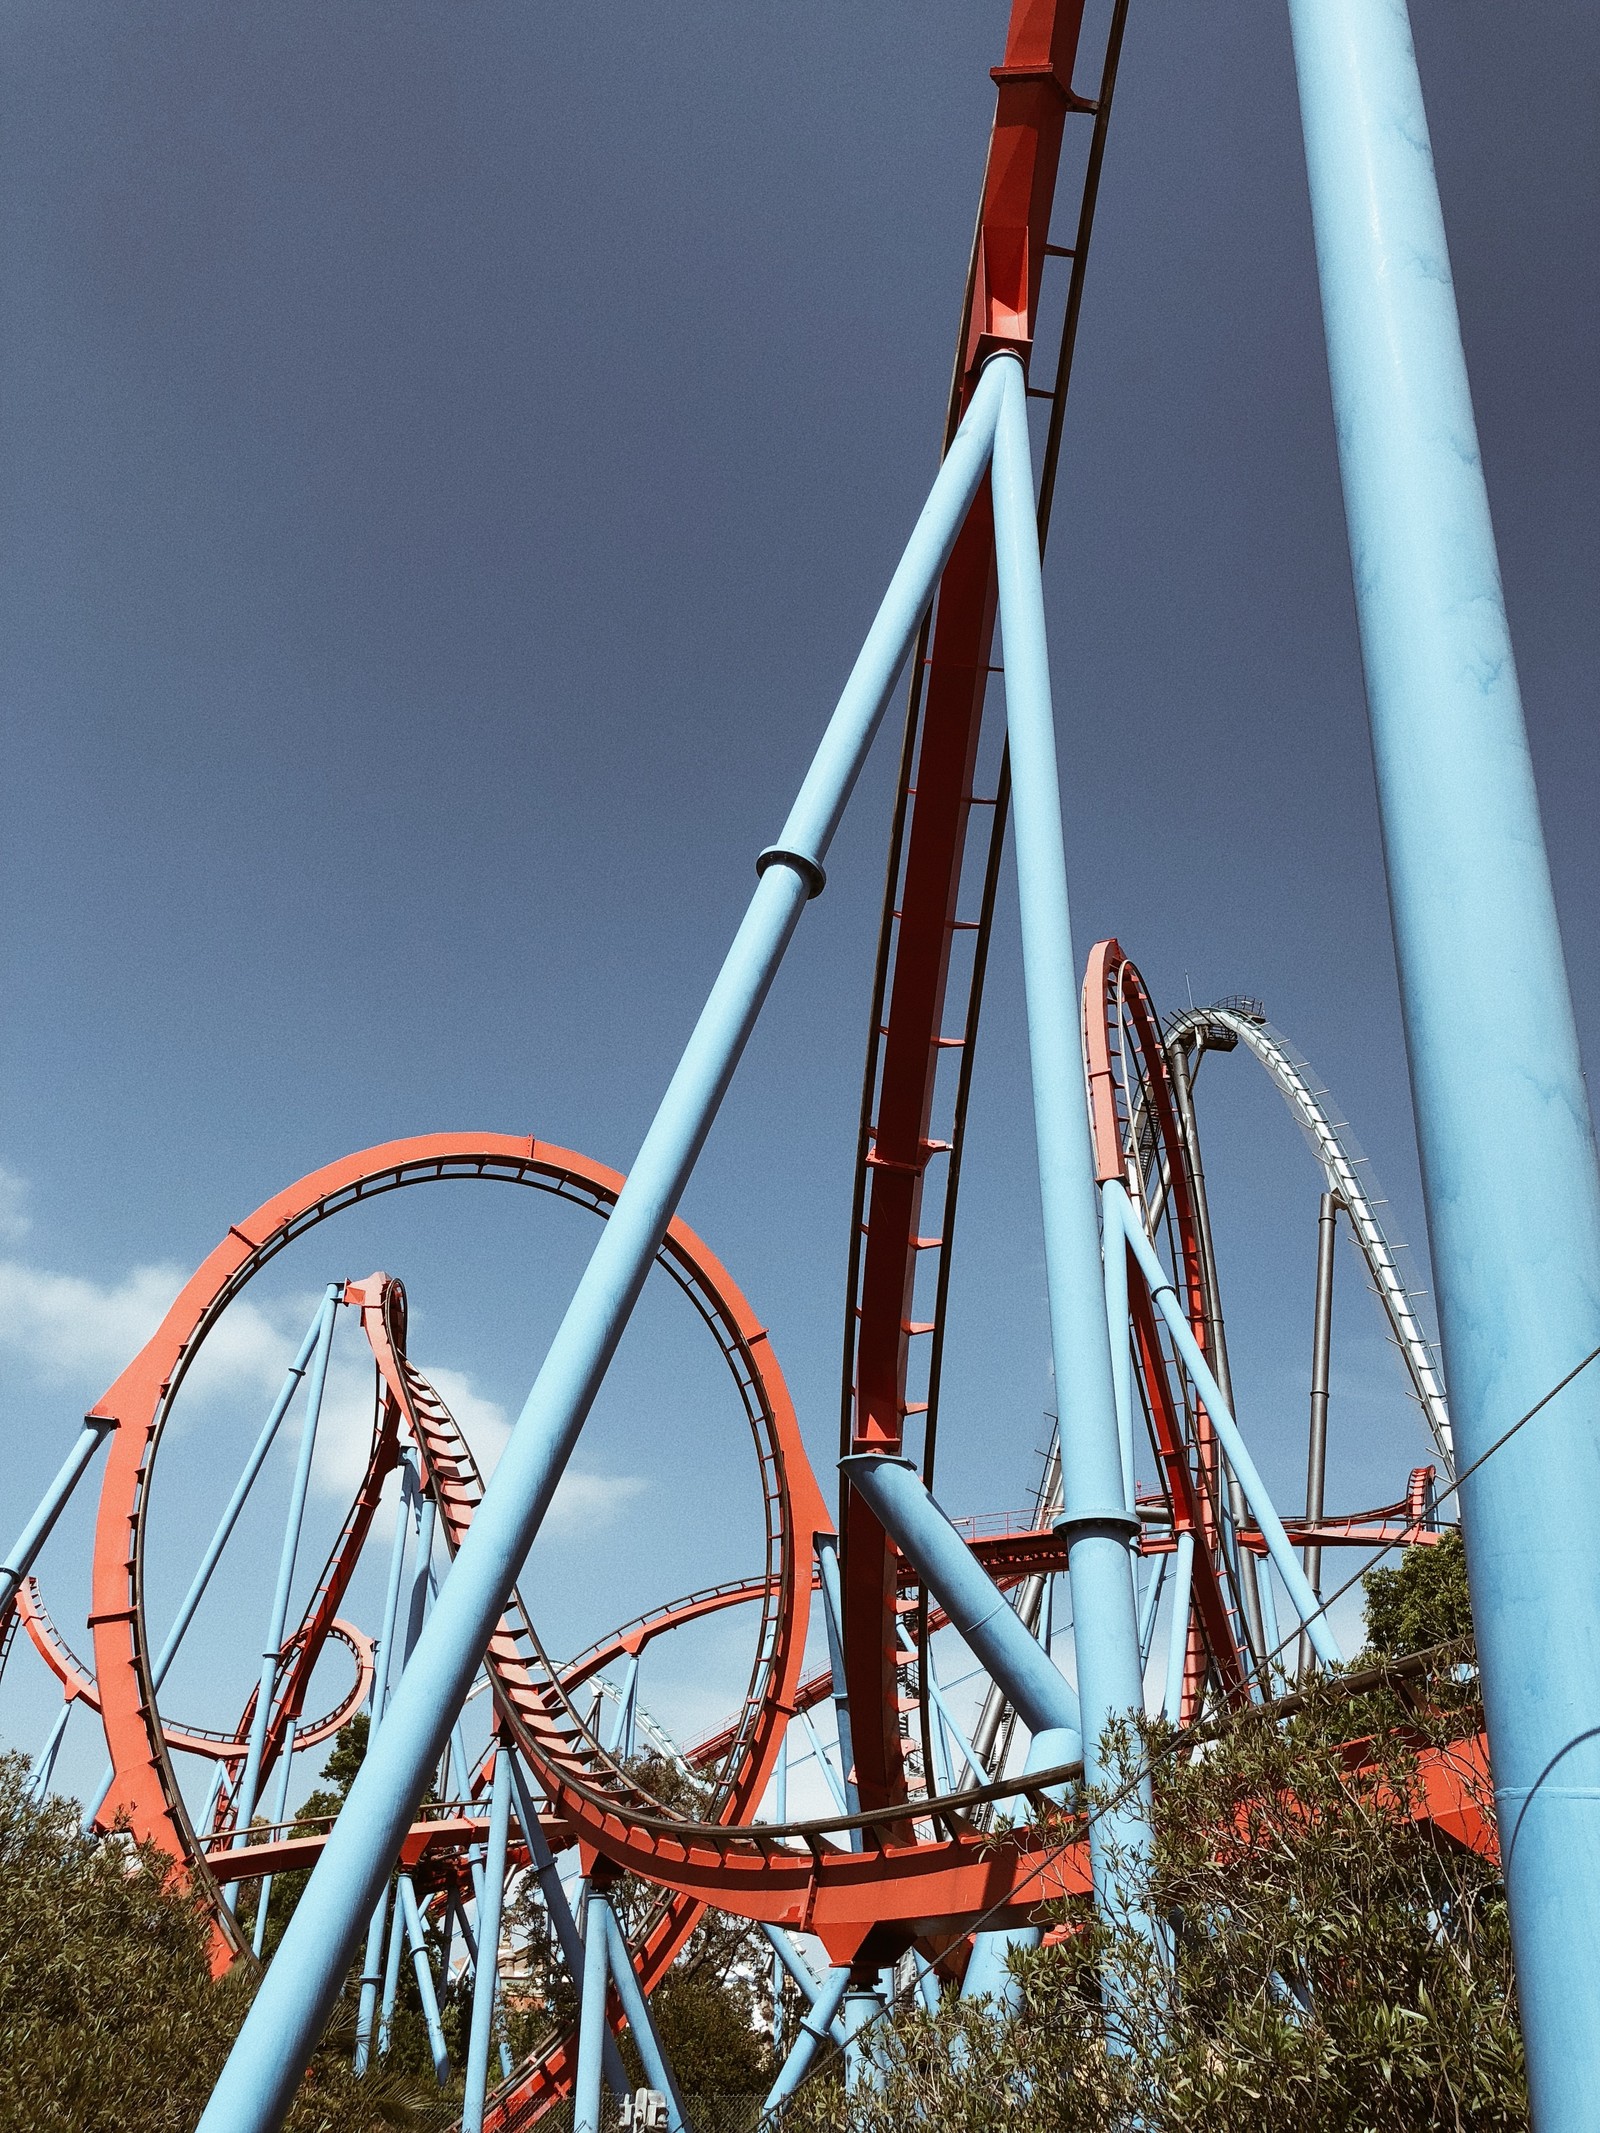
[0,1166,31,1246]
[544,1465,648,1540]
[0,1257,189,1393]
[0,1188,642,1552]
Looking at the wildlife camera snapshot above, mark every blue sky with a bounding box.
[1,2,1594,1811]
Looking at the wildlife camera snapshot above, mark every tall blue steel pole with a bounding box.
[1287,6,1600,2123]
[232,1288,340,1848]
[989,353,1154,1935]
[0,1416,113,1617]
[354,1457,417,2072]
[461,1745,510,2133]
[196,363,1009,2133]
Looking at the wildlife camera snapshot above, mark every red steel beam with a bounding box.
[843,0,1091,1822]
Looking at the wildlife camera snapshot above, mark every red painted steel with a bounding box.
[843,0,1093,1824]
[1083,938,1252,1716]
[15,1577,373,1765]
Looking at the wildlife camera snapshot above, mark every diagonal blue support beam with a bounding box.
[232,1288,341,1849]
[601,1900,689,2133]
[0,1416,114,1620]
[845,1454,1079,1753]
[397,1874,451,2084]
[460,1738,511,2133]
[504,1748,629,2101]
[194,359,1010,2133]
[762,1965,854,2116]
[1111,1184,1340,1665]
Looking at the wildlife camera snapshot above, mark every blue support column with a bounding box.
[845,1450,1082,2014]
[461,1741,511,2133]
[504,1750,629,2102]
[843,1979,884,2092]
[1113,1188,1341,1665]
[0,1416,113,1617]
[232,1289,341,1848]
[197,359,1009,2133]
[28,1699,73,1800]
[397,1875,451,2083]
[762,1965,853,2115]
[1137,1552,1167,1672]
[252,1716,299,1958]
[988,353,1155,1957]
[355,1458,418,2071]
[86,1302,335,1832]
[1162,1534,1193,1727]
[572,1887,611,2133]
[771,1730,789,2053]
[604,1653,640,1760]
[1102,1184,1136,1511]
[845,1454,1080,1760]
[1288,5,1600,2119]
[377,1897,406,2057]
[761,1924,848,2052]
[600,1901,689,2133]
[814,1532,861,1841]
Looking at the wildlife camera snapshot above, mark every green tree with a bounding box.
[505,1750,780,2101]
[1362,1527,1473,1658]
[791,1611,1522,2130]
[0,1749,443,2131]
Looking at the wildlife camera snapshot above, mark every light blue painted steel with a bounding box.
[252,1716,299,1959]
[377,1892,406,2056]
[797,1703,850,1816]
[398,1873,451,2083]
[898,1626,982,1791]
[402,1489,438,1674]
[605,1653,640,1759]
[573,1888,611,2133]
[28,1699,72,1800]
[1111,1187,1341,1665]
[601,1901,689,2133]
[762,1966,853,2113]
[0,1416,113,1617]
[232,1289,340,1848]
[1255,1558,1283,1688]
[1162,1532,1194,1726]
[760,1925,847,2049]
[1102,1183,1136,1511]
[814,1532,861,1840]
[355,1458,417,2071]
[84,1304,336,1835]
[154,1308,329,1691]
[771,1731,789,2054]
[461,1742,511,2133]
[961,1723,1080,2008]
[845,1454,1081,1755]
[988,354,1154,1954]
[1288,4,1600,2118]
[197,365,1007,2133]
[448,1883,478,1971]
[843,1982,884,2092]
[505,1750,629,2101]
[1137,1552,1167,1672]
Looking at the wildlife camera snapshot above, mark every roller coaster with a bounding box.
[4,5,1598,2131]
